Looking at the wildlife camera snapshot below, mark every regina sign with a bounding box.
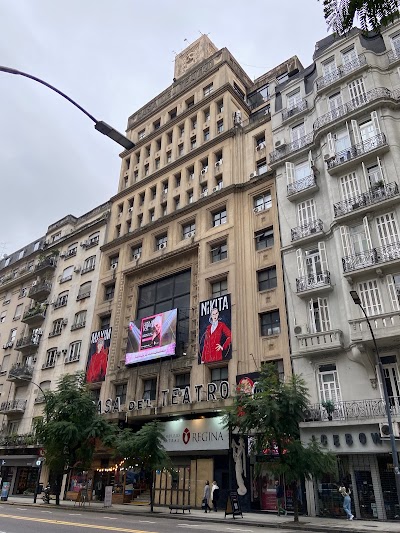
[163,416,229,452]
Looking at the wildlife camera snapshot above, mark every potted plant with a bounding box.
[321,400,336,421]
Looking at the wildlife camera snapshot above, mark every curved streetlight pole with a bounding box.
[0,66,135,151]
[350,290,400,514]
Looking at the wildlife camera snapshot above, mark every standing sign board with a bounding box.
[104,485,113,508]
[1,481,10,501]
[224,490,243,519]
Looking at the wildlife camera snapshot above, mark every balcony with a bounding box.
[29,280,52,302]
[269,132,314,165]
[7,364,34,383]
[296,271,332,296]
[282,99,308,122]
[287,174,318,201]
[303,398,400,423]
[0,399,27,415]
[296,329,344,356]
[0,264,35,289]
[342,241,400,274]
[291,219,323,243]
[316,54,367,92]
[0,433,40,447]
[334,182,400,219]
[21,304,47,327]
[349,311,400,344]
[314,87,392,132]
[15,334,40,353]
[35,256,57,274]
[326,133,388,173]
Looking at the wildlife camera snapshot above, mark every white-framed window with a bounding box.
[254,192,272,212]
[340,172,360,200]
[182,222,196,239]
[45,348,58,368]
[156,235,168,249]
[297,198,316,226]
[82,255,96,273]
[391,33,400,55]
[376,212,399,246]
[66,341,81,363]
[287,89,301,109]
[348,77,366,104]
[212,208,227,227]
[73,310,87,328]
[291,122,305,142]
[322,57,337,77]
[297,242,329,282]
[131,244,142,259]
[50,318,64,336]
[13,304,23,320]
[138,129,145,140]
[386,273,400,311]
[308,297,331,332]
[341,46,358,65]
[358,279,383,316]
[61,265,74,282]
[77,281,92,300]
[211,278,228,297]
[329,91,343,111]
[9,328,17,343]
[364,159,384,188]
[55,291,68,308]
[67,243,78,257]
[318,363,342,403]
[203,83,213,97]
[0,310,6,323]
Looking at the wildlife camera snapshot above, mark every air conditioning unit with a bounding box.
[212,186,219,193]
[62,318,68,326]
[32,280,38,286]
[158,242,167,250]
[186,231,195,239]
[275,140,286,149]
[74,266,81,273]
[111,263,118,270]
[128,207,133,213]
[256,142,266,151]
[324,153,335,162]
[80,240,88,247]
[379,422,400,438]
[215,159,223,167]
[201,167,208,175]
[60,252,66,258]
[133,253,141,261]
[294,324,308,335]
[249,171,258,179]
[253,206,263,213]
[200,192,208,198]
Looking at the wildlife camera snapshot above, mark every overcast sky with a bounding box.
[0,0,329,255]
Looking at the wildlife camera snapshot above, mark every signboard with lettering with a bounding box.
[198,295,232,365]
[86,328,112,383]
[225,491,243,519]
[162,416,229,452]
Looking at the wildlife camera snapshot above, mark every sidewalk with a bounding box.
[0,495,399,533]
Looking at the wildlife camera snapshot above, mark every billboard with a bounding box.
[125,308,177,365]
[86,327,112,383]
[198,294,232,364]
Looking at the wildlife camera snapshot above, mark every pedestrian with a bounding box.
[203,480,212,513]
[275,480,287,516]
[211,480,220,512]
[339,484,354,520]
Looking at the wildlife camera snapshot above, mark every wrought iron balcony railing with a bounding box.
[282,99,308,122]
[29,280,52,298]
[35,256,57,272]
[333,182,399,217]
[342,241,400,273]
[327,133,387,170]
[16,335,40,350]
[287,174,316,197]
[291,219,323,242]
[296,271,331,293]
[304,397,400,422]
[0,399,27,413]
[314,87,392,131]
[22,304,47,322]
[0,433,40,447]
[8,364,34,380]
[270,132,314,164]
[316,54,367,91]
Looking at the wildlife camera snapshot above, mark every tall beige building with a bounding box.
[90,36,294,508]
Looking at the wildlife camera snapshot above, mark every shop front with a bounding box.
[0,455,40,496]
[300,422,400,520]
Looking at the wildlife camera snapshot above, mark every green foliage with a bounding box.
[35,372,115,476]
[320,0,400,35]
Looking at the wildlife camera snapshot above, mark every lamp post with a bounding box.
[350,290,400,513]
[0,66,135,151]
[8,373,48,504]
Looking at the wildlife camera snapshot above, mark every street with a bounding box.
[0,506,301,533]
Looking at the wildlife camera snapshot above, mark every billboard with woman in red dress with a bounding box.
[198,294,231,364]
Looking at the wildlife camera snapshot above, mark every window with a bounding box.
[162,203,167,216]
[51,232,61,243]
[183,222,195,239]
[203,129,210,142]
[341,46,358,65]
[67,243,78,257]
[13,304,23,320]
[110,255,119,269]
[105,284,115,301]
[211,241,227,262]
[258,266,277,291]
[175,174,181,188]
[376,212,399,246]
[211,367,228,388]
[203,83,214,97]
[150,209,155,222]
[329,91,343,112]
[33,242,41,252]
[44,348,57,369]
[139,192,145,206]
[82,255,96,274]
[66,341,81,363]
[255,227,274,250]
[260,310,281,336]
[191,136,197,150]
[256,158,268,175]
[143,378,157,401]
[318,364,342,404]
[50,318,64,337]
[134,170,139,182]
[287,89,301,109]
[254,192,272,212]
[233,82,245,99]
[73,310,87,329]
[87,232,99,247]
[169,107,177,120]
[166,151,172,163]
[174,197,180,210]
[188,191,193,204]
[55,291,68,308]
[358,279,383,316]
[149,186,156,200]
[212,209,227,227]
[308,298,331,332]
[178,144,184,156]
[1,355,9,373]
[138,214,143,228]
[100,314,111,329]
[156,138,162,151]
[297,198,316,226]
[156,235,168,250]
[204,108,210,122]
[145,146,151,157]
[9,329,16,343]
[153,119,161,131]
[276,72,289,84]
[186,96,194,109]
[162,181,168,194]
[115,383,127,405]
[77,281,91,300]
[91,388,101,404]
[348,77,366,104]
[217,99,224,114]
[217,120,224,133]
[155,158,160,169]
[61,266,73,282]
[18,250,24,260]
[144,164,149,176]
[167,132,173,144]
[322,58,337,77]
[367,161,384,188]
[179,125,185,137]
[131,244,142,259]
[340,172,360,200]
[138,129,145,140]
[291,122,305,144]
[191,117,197,130]
[0,311,6,323]
[211,278,228,297]
[175,373,190,388]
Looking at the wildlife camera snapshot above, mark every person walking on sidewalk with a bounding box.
[275,480,287,516]
[211,480,220,512]
[339,484,354,520]
[203,480,212,513]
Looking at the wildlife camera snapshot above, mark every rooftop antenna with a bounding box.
[198,31,210,36]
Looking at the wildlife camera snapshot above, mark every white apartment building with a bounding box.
[0,202,109,496]
[269,22,400,520]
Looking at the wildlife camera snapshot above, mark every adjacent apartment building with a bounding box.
[0,202,109,496]
[270,21,400,520]
[89,35,293,509]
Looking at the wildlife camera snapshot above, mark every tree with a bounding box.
[320,0,400,35]
[114,420,171,512]
[35,372,115,505]
[226,365,336,522]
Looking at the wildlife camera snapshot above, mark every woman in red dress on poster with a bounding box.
[86,337,108,383]
[201,308,231,363]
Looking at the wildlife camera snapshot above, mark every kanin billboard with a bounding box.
[198,294,232,364]
[125,308,177,365]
